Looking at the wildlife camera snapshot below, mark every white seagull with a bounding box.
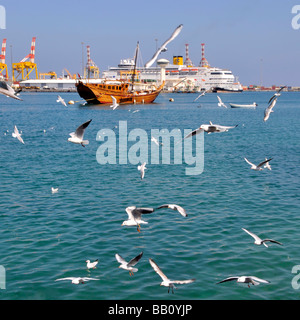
[68,119,92,147]
[0,81,22,100]
[144,24,183,68]
[55,277,99,284]
[200,121,237,134]
[217,276,270,288]
[86,259,99,269]
[156,204,188,217]
[244,157,272,171]
[122,206,155,232]
[193,90,206,102]
[268,86,286,104]
[51,187,58,194]
[183,121,237,139]
[151,136,163,146]
[57,95,67,106]
[149,258,195,294]
[115,252,143,276]
[242,228,282,247]
[137,162,147,180]
[110,96,119,110]
[12,125,25,144]
[217,96,227,108]
[264,97,277,122]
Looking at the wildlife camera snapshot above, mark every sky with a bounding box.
[0,0,299,86]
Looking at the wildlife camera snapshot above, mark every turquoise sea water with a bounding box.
[0,90,300,300]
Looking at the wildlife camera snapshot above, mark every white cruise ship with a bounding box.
[102,56,243,92]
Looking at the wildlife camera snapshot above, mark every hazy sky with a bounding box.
[1,0,299,86]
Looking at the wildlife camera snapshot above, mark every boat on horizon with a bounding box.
[229,102,258,108]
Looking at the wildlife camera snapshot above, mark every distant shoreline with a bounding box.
[19,88,300,93]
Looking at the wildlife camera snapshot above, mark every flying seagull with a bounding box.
[200,121,238,134]
[244,157,272,171]
[110,96,119,110]
[55,277,99,285]
[268,86,286,104]
[122,206,155,232]
[217,96,227,108]
[242,228,282,247]
[217,276,270,288]
[264,97,277,122]
[156,204,188,217]
[12,125,25,144]
[137,162,147,180]
[68,119,92,147]
[149,258,195,294]
[193,90,206,102]
[57,95,67,106]
[144,24,183,68]
[115,252,143,276]
[86,259,99,269]
[183,121,237,139]
[0,81,22,100]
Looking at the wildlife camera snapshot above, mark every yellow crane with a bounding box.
[12,37,38,81]
[39,71,57,79]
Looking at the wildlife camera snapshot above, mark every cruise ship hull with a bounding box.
[212,87,243,93]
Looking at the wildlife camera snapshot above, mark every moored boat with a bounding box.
[75,79,164,105]
[75,41,165,105]
[229,102,257,108]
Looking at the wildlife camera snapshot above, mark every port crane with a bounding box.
[84,45,99,79]
[12,37,38,81]
[63,68,76,79]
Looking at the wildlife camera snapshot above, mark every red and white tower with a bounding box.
[0,38,8,79]
[85,45,99,79]
[0,38,6,64]
[184,43,193,66]
[199,43,210,68]
[20,37,36,63]
[86,45,91,68]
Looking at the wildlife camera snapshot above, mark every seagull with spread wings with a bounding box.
[110,96,119,110]
[115,252,143,276]
[242,228,282,247]
[55,277,99,285]
[264,97,277,122]
[68,119,92,147]
[144,24,183,68]
[244,157,272,171]
[217,95,227,108]
[12,125,25,144]
[137,162,147,180]
[122,206,155,232]
[149,258,195,294]
[217,276,270,288]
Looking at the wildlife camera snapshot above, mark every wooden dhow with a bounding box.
[75,42,165,105]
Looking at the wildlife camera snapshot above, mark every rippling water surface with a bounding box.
[0,91,300,300]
